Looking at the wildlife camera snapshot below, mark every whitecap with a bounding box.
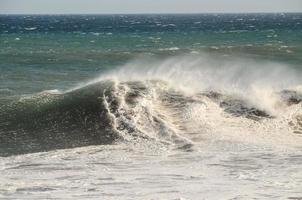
[280,45,289,48]
[159,47,180,51]
[91,32,101,36]
[210,46,219,50]
[24,27,37,31]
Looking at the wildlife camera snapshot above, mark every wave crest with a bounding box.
[1,55,302,156]
[1,77,302,156]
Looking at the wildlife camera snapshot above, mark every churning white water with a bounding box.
[1,55,302,199]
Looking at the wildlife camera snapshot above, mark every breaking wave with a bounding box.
[1,54,302,156]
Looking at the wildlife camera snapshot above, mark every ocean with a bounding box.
[0,13,302,199]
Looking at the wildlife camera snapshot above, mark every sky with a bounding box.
[0,0,301,14]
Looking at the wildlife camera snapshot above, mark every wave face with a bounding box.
[1,55,302,156]
[0,81,120,156]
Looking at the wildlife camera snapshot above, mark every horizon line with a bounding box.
[1,11,302,16]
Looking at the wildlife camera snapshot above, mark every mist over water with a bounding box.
[79,54,300,114]
[0,14,302,199]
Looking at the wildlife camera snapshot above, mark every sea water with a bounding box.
[0,14,302,199]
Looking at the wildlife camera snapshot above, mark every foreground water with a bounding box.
[0,14,302,199]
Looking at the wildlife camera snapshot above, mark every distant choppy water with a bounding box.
[1,14,302,199]
[1,14,302,95]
